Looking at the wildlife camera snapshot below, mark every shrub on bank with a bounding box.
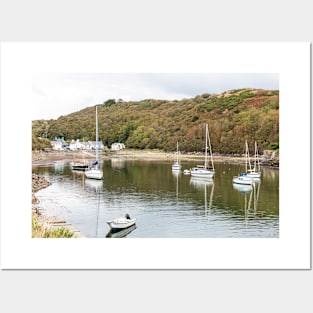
[32,134,52,151]
[32,215,74,238]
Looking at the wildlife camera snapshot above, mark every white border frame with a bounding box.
[0,42,311,269]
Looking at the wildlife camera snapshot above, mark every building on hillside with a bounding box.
[51,137,69,150]
[111,142,126,151]
[88,141,105,150]
[69,139,84,150]
[80,142,91,150]
[67,140,105,150]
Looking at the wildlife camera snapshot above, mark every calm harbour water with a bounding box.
[33,159,279,238]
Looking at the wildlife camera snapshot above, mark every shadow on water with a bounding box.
[106,225,137,238]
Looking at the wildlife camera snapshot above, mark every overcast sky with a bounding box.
[32,73,279,120]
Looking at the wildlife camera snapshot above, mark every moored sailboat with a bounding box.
[232,140,254,185]
[172,141,182,171]
[232,173,254,185]
[85,105,103,180]
[247,141,261,178]
[71,162,89,171]
[71,150,89,171]
[190,124,215,179]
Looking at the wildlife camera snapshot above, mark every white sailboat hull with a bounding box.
[247,171,261,178]
[85,168,103,180]
[190,168,214,178]
[232,176,253,185]
[233,183,253,193]
[172,163,182,171]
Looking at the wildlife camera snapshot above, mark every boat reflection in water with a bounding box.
[190,176,214,190]
[172,170,181,202]
[232,183,253,194]
[111,158,126,170]
[84,178,103,192]
[54,160,66,173]
[233,180,261,221]
[84,178,103,237]
[106,224,137,238]
[190,177,215,215]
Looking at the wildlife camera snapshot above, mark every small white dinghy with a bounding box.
[107,214,136,232]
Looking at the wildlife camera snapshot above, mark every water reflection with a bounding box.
[82,178,103,237]
[111,158,126,170]
[190,177,214,190]
[33,160,278,238]
[232,183,253,194]
[172,170,181,178]
[54,160,66,173]
[85,178,103,192]
[106,225,137,238]
[190,177,215,214]
[253,181,261,215]
[262,167,279,181]
[233,181,261,221]
[172,170,181,202]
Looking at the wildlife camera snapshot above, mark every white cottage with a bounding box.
[111,142,126,151]
[51,138,68,150]
[69,139,84,150]
[89,141,105,150]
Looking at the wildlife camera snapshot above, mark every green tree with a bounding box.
[104,99,116,106]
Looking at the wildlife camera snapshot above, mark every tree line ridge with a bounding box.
[32,88,279,154]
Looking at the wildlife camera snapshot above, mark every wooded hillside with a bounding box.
[32,88,279,154]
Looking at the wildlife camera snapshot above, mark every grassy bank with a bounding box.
[32,215,75,238]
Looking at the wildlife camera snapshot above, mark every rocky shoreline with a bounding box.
[32,173,51,214]
[32,173,84,238]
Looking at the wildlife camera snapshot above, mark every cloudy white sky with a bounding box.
[32,73,279,120]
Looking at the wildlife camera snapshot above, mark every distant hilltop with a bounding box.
[32,88,279,154]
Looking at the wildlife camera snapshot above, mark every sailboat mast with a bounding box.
[207,124,214,171]
[96,105,99,163]
[245,140,252,172]
[245,140,248,173]
[255,141,260,172]
[254,141,257,171]
[204,124,208,169]
[176,141,179,163]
